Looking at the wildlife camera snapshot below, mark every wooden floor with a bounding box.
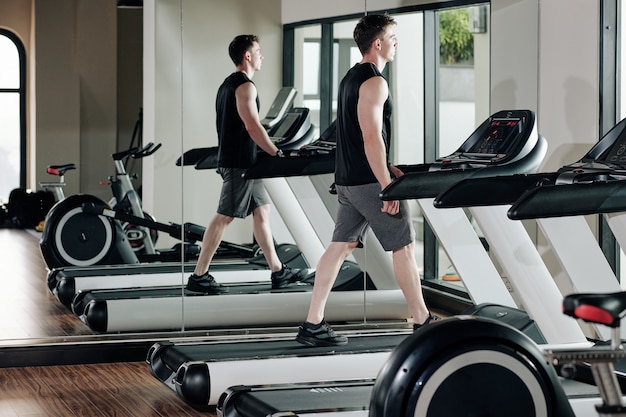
[0,228,216,416]
[0,361,217,416]
[0,228,98,339]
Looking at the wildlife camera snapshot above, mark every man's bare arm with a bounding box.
[358,76,399,214]
[235,82,280,156]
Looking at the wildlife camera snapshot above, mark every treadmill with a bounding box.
[45,89,318,312]
[70,120,411,333]
[48,243,305,309]
[435,116,626,341]
[213,114,626,417]
[147,109,550,411]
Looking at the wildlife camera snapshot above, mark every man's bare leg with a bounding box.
[392,241,430,325]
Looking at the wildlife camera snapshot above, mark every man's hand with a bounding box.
[389,165,404,178]
[382,199,400,215]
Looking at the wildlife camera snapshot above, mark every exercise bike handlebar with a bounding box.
[112,142,162,161]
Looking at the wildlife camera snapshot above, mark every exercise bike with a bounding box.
[40,142,258,269]
[369,292,626,416]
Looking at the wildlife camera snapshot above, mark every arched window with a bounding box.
[0,29,26,203]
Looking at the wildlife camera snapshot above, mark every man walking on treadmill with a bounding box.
[187,34,305,294]
[296,14,435,346]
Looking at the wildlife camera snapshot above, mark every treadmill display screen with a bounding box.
[271,113,300,140]
[468,118,522,155]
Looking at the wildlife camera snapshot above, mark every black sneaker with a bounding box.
[413,313,440,331]
[295,319,348,347]
[271,264,306,289]
[186,272,228,294]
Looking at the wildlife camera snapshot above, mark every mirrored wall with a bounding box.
[0,0,492,348]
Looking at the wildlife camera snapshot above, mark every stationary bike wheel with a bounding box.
[40,194,116,268]
[369,316,575,417]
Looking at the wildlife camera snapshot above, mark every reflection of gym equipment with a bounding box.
[177,87,315,171]
[39,163,76,201]
[48,243,304,309]
[147,110,551,409]
[43,88,313,311]
[39,142,215,269]
[65,105,409,333]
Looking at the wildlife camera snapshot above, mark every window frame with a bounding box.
[0,29,27,192]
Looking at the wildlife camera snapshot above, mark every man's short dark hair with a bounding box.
[228,34,259,65]
[353,13,396,54]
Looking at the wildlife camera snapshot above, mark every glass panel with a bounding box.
[332,20,360,121]
[385,13,426,280]
[295,25,321,127]
[617,2,626,290]
[0,93,20,203]
[0,36,19,88]
[433,5,491,290]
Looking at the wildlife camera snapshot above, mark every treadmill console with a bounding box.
[268,107,313,148]
[428,110,535,173]
[552,117,626,184]
[293,120,337,156]
[464,118,522,156]
[599,127,626,167]
[261,87,297,129]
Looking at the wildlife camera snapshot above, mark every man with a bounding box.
[296,14,435,347]
[187,34,305,294]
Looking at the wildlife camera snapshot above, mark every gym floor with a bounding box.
[0,228,217,416]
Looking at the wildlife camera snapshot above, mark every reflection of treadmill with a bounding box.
[260,86,297,129]
[148,110,553,413]
[47,243,303,309]
[177,86,300,168]
[182,106,317,171]
[70,259,395,333]
[243,119,337,180]
[71,119,409,333]
[192,106,316,171]
[45,88,311,312]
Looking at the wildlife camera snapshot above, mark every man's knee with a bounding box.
[252,204,271,219]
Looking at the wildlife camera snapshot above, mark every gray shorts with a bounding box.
[332,183,415,251]
[216,167,271,218]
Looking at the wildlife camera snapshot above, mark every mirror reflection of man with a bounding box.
[187,34,305,294]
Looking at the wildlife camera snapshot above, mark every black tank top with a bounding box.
[335,63,392,186]
[216,72,260,168]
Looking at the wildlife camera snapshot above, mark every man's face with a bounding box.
[378,26,398,62]
[248,41,264,71]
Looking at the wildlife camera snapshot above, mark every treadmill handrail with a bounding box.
[433,172,558,208]
[508,180,626,220]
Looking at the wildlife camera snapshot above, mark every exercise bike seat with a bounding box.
[563,291,626,328]
[47,163,76,177]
